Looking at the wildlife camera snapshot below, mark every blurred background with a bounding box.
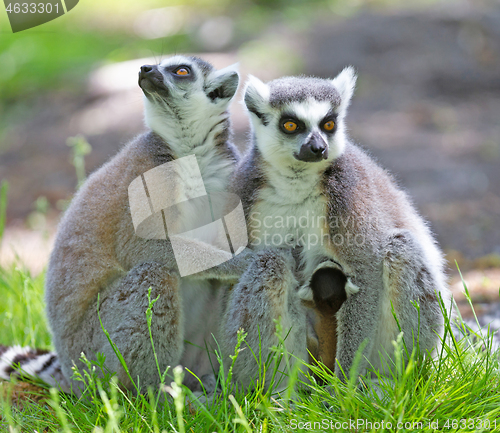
[0,0,499,317]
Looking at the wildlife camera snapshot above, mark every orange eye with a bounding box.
[324,120,335,131]
[283,121,298,132]
[175,67,189,76]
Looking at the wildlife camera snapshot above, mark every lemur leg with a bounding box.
[220,249,307,391]
[63,262,183,394]
[336,230,445,382]
[381,230,445,361]
[305,262,347,380]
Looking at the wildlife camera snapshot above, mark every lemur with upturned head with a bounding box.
[222,68,451,386]
[0,56,251,394]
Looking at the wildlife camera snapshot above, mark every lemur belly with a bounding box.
[249,190,346,376]
[249,184,354,375]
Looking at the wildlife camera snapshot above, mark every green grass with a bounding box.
[0,265,52,350]
[1,262,500,432]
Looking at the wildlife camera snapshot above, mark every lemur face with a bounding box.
[244,68,357,170]
[139,55,239,138]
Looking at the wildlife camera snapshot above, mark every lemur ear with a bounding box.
[206,63,240,102]
[243,75,270,125]
[331,66,357,116]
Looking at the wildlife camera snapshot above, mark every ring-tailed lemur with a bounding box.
[0,56,253,394]
[221,68,451,386]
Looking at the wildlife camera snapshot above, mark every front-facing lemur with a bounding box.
[0,56,252,394]
[221,68,451,386]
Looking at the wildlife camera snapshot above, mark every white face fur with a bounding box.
[243,67,357,174]
[139,55,239,155]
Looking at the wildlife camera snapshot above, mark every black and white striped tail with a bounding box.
[0,345,70,392]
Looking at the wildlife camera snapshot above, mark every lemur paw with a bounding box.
[297,284,314,302]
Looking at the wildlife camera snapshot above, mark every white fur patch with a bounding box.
[346,278,360,296]
[158,56,194,70]
[331,66,357,117]
[298,284,313,301]
[285,100,332,127]
[250,173,329,251]
[244,75,270,106]
[144,94,227,159]
[19,352,54,376]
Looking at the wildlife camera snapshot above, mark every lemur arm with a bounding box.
[162,233,255,282]
[187,247,255,282]
[220,248,307,391]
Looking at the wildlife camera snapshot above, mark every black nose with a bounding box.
[294,134,328,162]
[308,134,327,154]
[138,64,166,94]
[139,64,156,79]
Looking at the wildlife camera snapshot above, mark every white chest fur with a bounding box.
[249,169,332,267]
[250,192,326,250]
[247,167,360,299]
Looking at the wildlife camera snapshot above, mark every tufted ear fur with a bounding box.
[205,63,240,102]
[243,75,271,125]
[331,66,357,117]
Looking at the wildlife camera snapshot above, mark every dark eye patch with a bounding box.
[164,64,196,81]
[278,113,306,135]
[319,110,338,134]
